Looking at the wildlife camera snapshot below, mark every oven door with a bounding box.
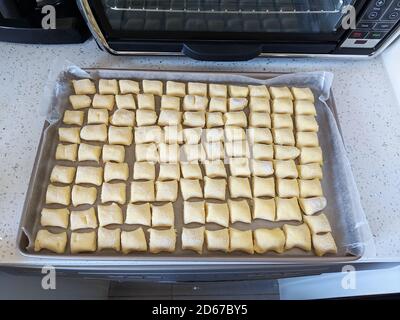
[79,0,367,60]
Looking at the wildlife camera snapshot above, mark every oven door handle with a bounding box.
[182,43,262,61]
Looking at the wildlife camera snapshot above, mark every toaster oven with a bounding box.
[77,0,400,60]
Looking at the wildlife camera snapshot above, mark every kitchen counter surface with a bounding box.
[1,40,400,266]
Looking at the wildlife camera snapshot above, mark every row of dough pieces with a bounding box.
[35,223,337,257]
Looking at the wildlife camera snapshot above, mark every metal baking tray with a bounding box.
[17,68,364,264]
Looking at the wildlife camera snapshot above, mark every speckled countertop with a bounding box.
[1,39,400,266]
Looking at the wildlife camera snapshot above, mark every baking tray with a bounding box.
[17,68,366,264]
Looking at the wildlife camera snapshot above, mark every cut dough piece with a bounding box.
[294,100,317,115]
[205,228,229,252]
[230,228,254,254]
[312,232,337,256]
[115,94,136,110]
[204,177,226,200]
[182,226,205,254]
[273,128,295,146]
[110,109,135,127]
[108,126,133,146]
[225,126,246,141]
[183,127,202,144]
[181,162,203,179]
[283,224,312,251]
[249,112,271,128]
[204,160,227,178]
[299,179,323,198]
[183,95,208,111]
[142,80,163,96]
[166,81,186,97]
[92,94,115,111]
[247,128,273,144]
[205,128,224,142]
[276,178,299,198]
[228,199,251,224]
[55,143,78,161]
[40,208,70,229]
[291,87,314,102]
[253,198,275,221]
[161,95,180,111]
[182,144,206,162]
[224,111,247,128]
[103,144,125,163]
[101,182,126,204]
[304,213,332,234]
[269,86,293,100]
[130,180,155,202]
[180,178,203,200]
[204,142,225,160]
[296,131,319,147]
[272,98,294,114]
[34,230,67,254]
[206,112,224,128]
[249,97,270,112]
[152,202,175,227]
[46,184,71,206]
[158,163,180,181]
[70,231,96,253]
[158,110,182,126]
[121,228,147,253]
[135,125,163,144]
[75,166,103,186]
[99,79,118,95]
[63,110,84,126]
[295,115,319,132]
[274,145,300,160]
[225,140,250,158]
[119,79,140,94]
[136,110,158,127]
[300,147,323,165]
[104,162,129,182]
[229,176,252,198]
[159,143,180,163]
[252,143,274,160]
[164,125,183,144]
[156,180,178,202]
[188,82,207,97]
[274,160,298,179]
[184,201,205,224]
[229,98,248,111]
[251,159,274,177]
[75,144,102,164]
[297,163,323,180]
[209,97,227,112]
[87,108,109,125]
[209,83,227,98]
[249,85,270,98]
[125,203,151,226]
[149,228,176,253]
[229,85,249,98]
[98,227,121,252]
[50,165,76,184]
[135,143,159,162]
[69,95,91,110]
[80,124,107,142]
[206,202,229,227]
[72,79,96,95]
[70,207,98,230]
[275,197,302,222]
[137,94,156,110]
[272,113,293,129]
[134,162,156,180]
[59,127,81,144]
[71,185,97,206]
[299,197,327,215]
[183,111,206,127]
[98,203,123,227]
[253,176,275,197]
[229,157,251,177]
[253,228,285,254]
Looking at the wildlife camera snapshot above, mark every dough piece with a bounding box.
[206,202,229,227]
[205,128,224,142]
[292,87,314,102]
[296,132,319,147]
[183,95,208,111]
[98,227,121,252]
[158,163,180,181]
[183,201,205,224]
[92,94,115,111]
[164,125,183,144]
[299,197,327,215]
[183,111,206,127]
[72,79,96,95]
[299,179,323,198]
[294,100,317,115]
[272,113,293,129]
[104,162,129,182]
[87,108,109,125]
[248,128,273,144]
[248,85,270,98]
[229,98,248,111]
[229,176,252,198]
[46,184,71,206]
[249,112,271,128]
[135,126,163,144]
[225,140,250,158]
[75,166,103,186]
[59,127,81,144]
[99,79,118,95]
[135,143,159,162]
[158,110,182,126]
[152,202,175,227]
[125,203,151,226]
[110,109,135,127]
[229,157,251,177]
[274,145,300,160]
[156,180,178,202]
[225,126,246,141]
[205,228,229,252]
[40,208,70,229]
[121,228,147,253]
[159,143,180,163]
[72,185,97,206]
[130,180,155,202]
[149,228,176,253]
[229,85,249,98]
[182,144,206,162]
[224,111,247,128]
[283,224,312,251]
[297,163,323,180]
[312,232,337,256]
[98,203,123,227]
[204,177,226,200]
[183,127,202,144]
[34,230,67,254]
[209,83,227,98]
[142,80,163,96]
[276,178,299,198]
[137,94,156,110]
[253,176,275,197]
[274,160,298,178]
[300,147,323,165]
[115,94,136,110]
[78,143,101,162]
[269,86,293,100]
[70,231,97,253]
[252,143,274,160]
[209,97,227,112]
[204,160,226,178]
[50,165,76,184]
[161,95,180,111]
[228,199,251,224]
[134,162,156,180]
[182,226,205,254]
[206,112,224,128]
[63,110,84,126]
[253,228,285,254]
[304,213,332,234]
[253,198,275,221]
[108,126,133,146]
[188,82,207,96]
[80,124,107,142]
[272,98,294,114]
[295,115,319,132]
[70,207,98,230]
[249,97,270,112]
[251,159,274,177]
[275,197,302,221]
[101,182,126,204]
[69,95,91,109]
[230,228,254,254]
[55,143,78,161]
[204,142,225,160]
[103,145,125,163]
[180,178,203,200]
[119,79,140,94]
[181,163,202,179]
